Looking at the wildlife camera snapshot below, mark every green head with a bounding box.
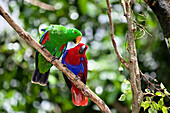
[67,28,82,44]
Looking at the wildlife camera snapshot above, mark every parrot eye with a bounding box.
[74,32,77,34]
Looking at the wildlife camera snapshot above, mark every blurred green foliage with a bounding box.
[0,0,169,113]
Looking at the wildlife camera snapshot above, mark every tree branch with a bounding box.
[106,0,143,112]
[140,71,170,99]
[0,4,111,113]
[120,0,127,16]
[24,0,56,11]
[120,1,143,113]
[106,0,129,70]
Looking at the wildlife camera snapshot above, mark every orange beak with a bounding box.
[76,36,82,44]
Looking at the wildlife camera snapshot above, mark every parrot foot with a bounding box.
[41,45,46,49]
[63,64,67,67]
[75,76,81,81]
[51,56,58,62]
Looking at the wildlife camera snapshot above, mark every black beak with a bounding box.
[73,36,81,44]
[73,39,76,44]
[79,45,86,54]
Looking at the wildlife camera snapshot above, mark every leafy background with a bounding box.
[0,0,169,113]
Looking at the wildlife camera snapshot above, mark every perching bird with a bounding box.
[62,43,88,106]
[32,25,82,86]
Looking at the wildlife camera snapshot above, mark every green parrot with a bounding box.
[31,25,82,86]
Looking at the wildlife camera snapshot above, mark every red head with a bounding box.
[70,43,88,56]
[65,43,88,65]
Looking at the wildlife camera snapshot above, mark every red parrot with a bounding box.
[62,43,88,106]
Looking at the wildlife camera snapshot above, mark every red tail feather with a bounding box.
[71,84,88,106]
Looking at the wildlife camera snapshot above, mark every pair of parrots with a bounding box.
[31,25,88,106]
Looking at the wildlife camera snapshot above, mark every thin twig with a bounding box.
[140,70,170,99]
[120,0,127,16]
[24,0,56,11]
[143,92,155,97]
[142,73,156,81]
[106,0,129,70]
[0,4,111,113]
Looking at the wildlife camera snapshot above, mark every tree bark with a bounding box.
[144,0,170,38]
[125,1,143,113]
[0,4,111,113]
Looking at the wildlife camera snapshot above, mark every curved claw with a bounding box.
[51,56,58,62]
[63,64,67,67]
[75,76,81,81]
[41,45,46,50]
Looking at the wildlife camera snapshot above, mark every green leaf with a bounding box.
[148,108,157,113]
[152,90,155,93]
[141,101,144,107]
[162,94,165,98]
[155,92,162,96]
[143,101,150,111]
[124,79,130,84]
[164,89,170,95]
[118,94,126,101]
[146,96,151,101]
[162,106,168,113]
[152,101,159,110]
[158,98,164,109]
[168,38,170,47]
[160,83,165,89]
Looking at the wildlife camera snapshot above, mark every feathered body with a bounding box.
[62,43,88,106]
[32,25,82,86]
